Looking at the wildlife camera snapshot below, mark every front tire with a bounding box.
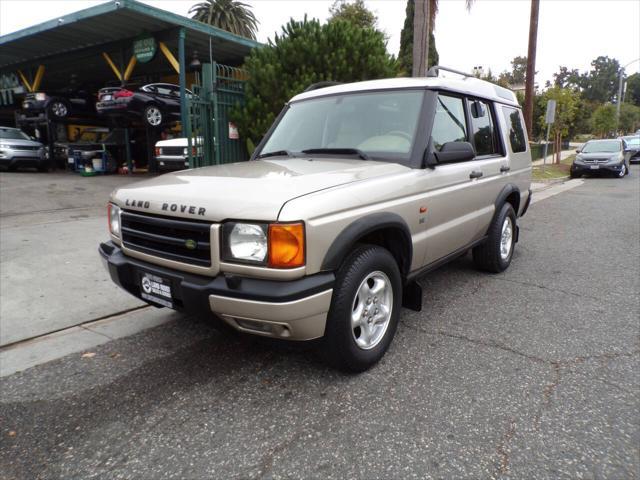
[47,99,69,119]
[323,245,402,372]
[618,165,627,178]
[473,203,517,273]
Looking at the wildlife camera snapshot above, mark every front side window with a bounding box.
[469,100,497,156]
[501,106,527,153]
[431,94,467,151]
[260,90,425,161]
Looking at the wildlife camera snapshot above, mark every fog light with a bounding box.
[236,318,273,333]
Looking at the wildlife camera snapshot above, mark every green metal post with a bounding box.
[212,61,221,165]
[178,28,187,132]
[124,127,132,175]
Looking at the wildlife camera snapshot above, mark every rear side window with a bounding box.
[501,106,527,153]
[469,100,497,156]
[431,94,467,151]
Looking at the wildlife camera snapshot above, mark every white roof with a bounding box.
[291,76,519,107]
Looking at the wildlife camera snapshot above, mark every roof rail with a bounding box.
[426,65,475,78]
[303,81,342,92]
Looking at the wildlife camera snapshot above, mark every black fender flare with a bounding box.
[495,183,521,215]
[321,212,413,277]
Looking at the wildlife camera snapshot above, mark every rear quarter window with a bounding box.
[501,106,527,153]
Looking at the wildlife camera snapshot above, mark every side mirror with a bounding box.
[575,149,581,153]
[470,101,486,119]
[434,141,476,164]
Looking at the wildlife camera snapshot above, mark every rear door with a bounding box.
[465,98,509,237]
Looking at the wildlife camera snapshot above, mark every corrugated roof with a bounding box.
[0,0,260,73]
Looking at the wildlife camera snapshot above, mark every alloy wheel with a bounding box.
[351,271,393,350]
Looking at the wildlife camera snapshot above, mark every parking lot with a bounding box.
[0,167,638,479]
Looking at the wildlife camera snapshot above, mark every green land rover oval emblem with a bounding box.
[184,239,197,250]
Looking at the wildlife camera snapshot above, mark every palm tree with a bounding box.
[189,0,259,40]
[412,0,474,77]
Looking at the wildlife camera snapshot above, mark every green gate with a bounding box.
[186,62,248,168]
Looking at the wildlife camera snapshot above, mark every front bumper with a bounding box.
[571,162,626,175]
[0,148,46,166]
[99,241,334,340]
[155,155,189,170]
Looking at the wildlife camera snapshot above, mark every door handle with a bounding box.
[500,165,511,172]
[469,170,483,179]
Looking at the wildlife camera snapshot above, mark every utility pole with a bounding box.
[616,58,640,133]
[412,0,430,77]
[524,0,539,137]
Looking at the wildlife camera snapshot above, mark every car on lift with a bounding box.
[0,126,48,171]
[96,83,190,128]
[20,88,96,120]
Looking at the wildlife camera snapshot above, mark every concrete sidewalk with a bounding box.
[0,171,151,346]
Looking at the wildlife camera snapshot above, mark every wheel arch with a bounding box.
[495,184,521,218]
[321,213,413,279]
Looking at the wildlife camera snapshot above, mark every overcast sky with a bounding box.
[1,0,639,86]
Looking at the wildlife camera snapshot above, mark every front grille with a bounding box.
[160,147,185,156]
[583,158,609,164]
[121,211,212,267]
[14,145,40,151]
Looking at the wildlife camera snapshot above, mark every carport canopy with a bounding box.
[0,0,260,90]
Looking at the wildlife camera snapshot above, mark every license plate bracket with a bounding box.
[139,272,174,308]
[590,165,600,170]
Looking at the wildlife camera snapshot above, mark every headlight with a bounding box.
[34,92,46,101]
[0,143,8,149]
[108,203,121,237]
[223,222,268,264]
[221,221,305,268]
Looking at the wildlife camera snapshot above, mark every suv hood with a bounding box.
[111,158,408,221]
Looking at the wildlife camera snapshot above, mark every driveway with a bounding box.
[0,172,145,346]
[1,168,638,479]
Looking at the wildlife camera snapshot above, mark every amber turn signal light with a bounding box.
[268,223,305,268]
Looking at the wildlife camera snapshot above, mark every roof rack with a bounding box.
[303,81,343,92]
[426,65,475,78]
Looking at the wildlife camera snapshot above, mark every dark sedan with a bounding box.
[621,135,640,163]
[570,139,630,179]
[21,89,95,120]
[96,83,190,128]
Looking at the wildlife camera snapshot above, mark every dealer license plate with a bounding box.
[590,165,600,170]
[140,272,173,308]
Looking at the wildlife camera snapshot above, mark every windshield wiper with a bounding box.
[256,149,294,159]
[301,148,369,160]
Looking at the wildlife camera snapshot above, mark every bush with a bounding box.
[232,17,398,147]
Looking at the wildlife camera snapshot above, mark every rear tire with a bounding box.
[473,203,517,273]
[144,105,163,128]
[323,245,402,372]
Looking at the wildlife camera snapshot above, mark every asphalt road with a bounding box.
[1,168,639,479]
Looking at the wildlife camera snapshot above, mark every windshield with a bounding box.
[623,136,639,147]
[0,128,30,141]
[582,140,621,153]
[260,90,425,161]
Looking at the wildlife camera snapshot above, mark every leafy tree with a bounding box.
[232,17,397,146]
[619,103,640,134]
[581,56,620,103]
[553,66,581,90]
[590,104,616,137]
[498,56,528,86]
[189,0,258,39]
[328,0,377,30]
[625,72,640,107]
[538,87,579,162]
[398,0,437,75]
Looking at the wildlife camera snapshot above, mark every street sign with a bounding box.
[545,99,556,124]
